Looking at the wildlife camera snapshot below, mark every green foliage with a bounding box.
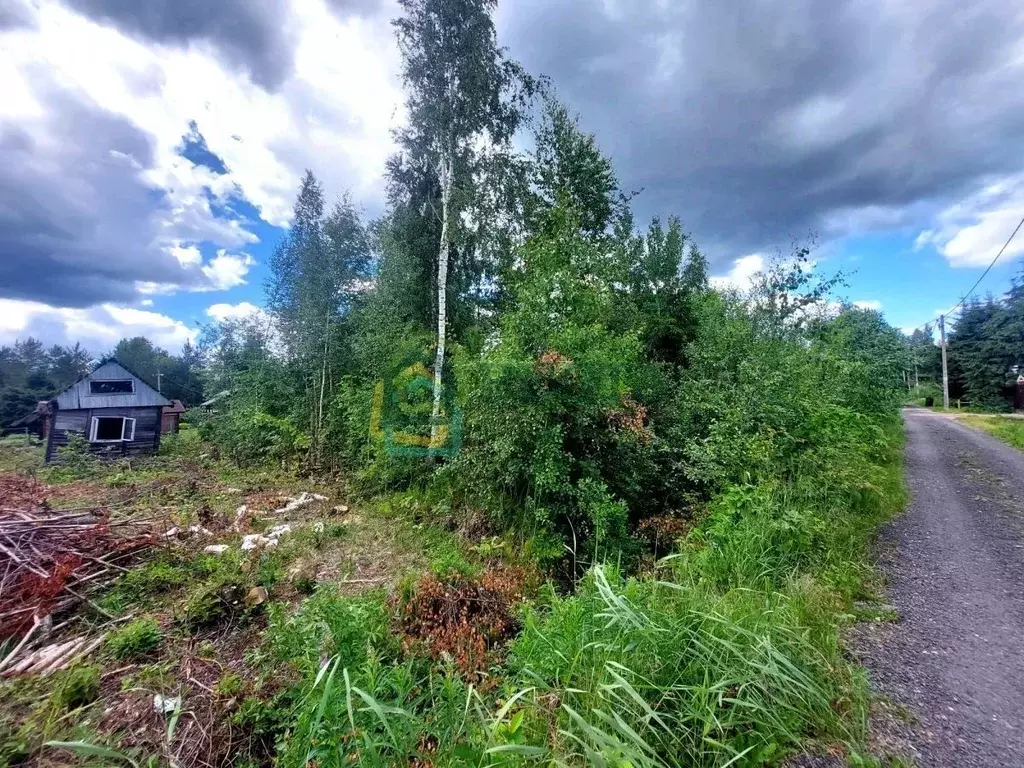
[108,619,163,660]
[0,339,90,426]
[961,414,1024,452]
[201,407,309,467]
[55,431,96,476]
[56,665,101,711]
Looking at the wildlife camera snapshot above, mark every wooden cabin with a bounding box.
[161,399,186,434]
[44,359,170,463]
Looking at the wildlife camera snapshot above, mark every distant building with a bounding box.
[9,401,54,439]
[161,399,186,434]
[44,359,171,463]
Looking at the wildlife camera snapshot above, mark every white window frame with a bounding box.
[89,416,136,443]
[88,379,135,396]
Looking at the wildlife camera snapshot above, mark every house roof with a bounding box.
[54,359,171,410]
[163,399,186,414]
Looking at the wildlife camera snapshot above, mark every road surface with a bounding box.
[854,408,1024,765]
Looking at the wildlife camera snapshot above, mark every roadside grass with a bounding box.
[1,422,909,767]
[960,414,1024,452]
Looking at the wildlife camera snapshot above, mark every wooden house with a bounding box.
[161,399,186,434]
[44,359,170,463]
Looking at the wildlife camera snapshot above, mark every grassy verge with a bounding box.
[1,421,907,767]
[959,414,1024,452]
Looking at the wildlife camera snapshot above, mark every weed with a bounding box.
[108,619,163,660]
[216,672,245,698]
[56,665,101,711]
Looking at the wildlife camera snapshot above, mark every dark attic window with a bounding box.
[89,379,134,395]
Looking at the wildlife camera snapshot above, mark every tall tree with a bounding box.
[266,172,371,457]
[392,0,533,438]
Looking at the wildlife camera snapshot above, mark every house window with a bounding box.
[89,416,136,442]
[89,380,134,395]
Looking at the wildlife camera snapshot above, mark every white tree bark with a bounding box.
[431,150,453,445]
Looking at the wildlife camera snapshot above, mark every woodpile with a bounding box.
[0,478,158,639]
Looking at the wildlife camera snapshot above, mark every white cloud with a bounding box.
[853,299,883,310]
[205,301,267,323]
[0,299,197,352]
[710,254,765,292]
[201,251,256,291]
[916,174,1024,268]
[0,0,402,305]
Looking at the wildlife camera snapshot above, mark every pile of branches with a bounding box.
[1,480,158,638]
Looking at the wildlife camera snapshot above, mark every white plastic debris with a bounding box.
[231,504,248,531]
[153,694,181,714]
[203,544,229,555]
[241,534,273,551]
[274,492,324,515]
[166,525,212,539]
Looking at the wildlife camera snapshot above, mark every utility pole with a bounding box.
[939,314,950,409]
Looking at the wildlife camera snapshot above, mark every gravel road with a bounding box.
[853,408,1024,766]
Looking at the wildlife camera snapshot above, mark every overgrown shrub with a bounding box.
[200,408,309,467]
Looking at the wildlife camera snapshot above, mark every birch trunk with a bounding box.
[431,151,453,444]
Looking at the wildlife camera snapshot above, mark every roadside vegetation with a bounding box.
[959,414,1024,452]
[1,0,918,765]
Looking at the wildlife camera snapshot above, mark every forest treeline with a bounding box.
[907,276,1024,409]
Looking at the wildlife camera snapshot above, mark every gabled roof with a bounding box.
[54,358,171,410]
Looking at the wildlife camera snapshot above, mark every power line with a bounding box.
[911,212,1024,334]
[944,213,1024,318]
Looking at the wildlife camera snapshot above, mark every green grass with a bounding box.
[0,416,910,767]
[961,414,1024,452]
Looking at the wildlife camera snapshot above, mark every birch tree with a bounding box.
[392,0,531,440]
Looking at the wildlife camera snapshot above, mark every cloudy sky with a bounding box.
[2,0,1023,353]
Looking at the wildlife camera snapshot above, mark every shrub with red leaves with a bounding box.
[636,515,691,555]
[394,567,536,676]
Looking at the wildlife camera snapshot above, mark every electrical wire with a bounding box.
[910,212,1024,333]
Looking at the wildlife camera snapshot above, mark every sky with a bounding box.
[1,0,1024,354]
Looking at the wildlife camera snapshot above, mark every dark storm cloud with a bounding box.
[63,0,296,90]
[499,0,1024,261]
[0,77,228,307]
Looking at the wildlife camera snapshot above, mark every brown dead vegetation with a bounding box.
[394,566,538,677]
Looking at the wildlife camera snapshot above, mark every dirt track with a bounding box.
[854,408,1024,766]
